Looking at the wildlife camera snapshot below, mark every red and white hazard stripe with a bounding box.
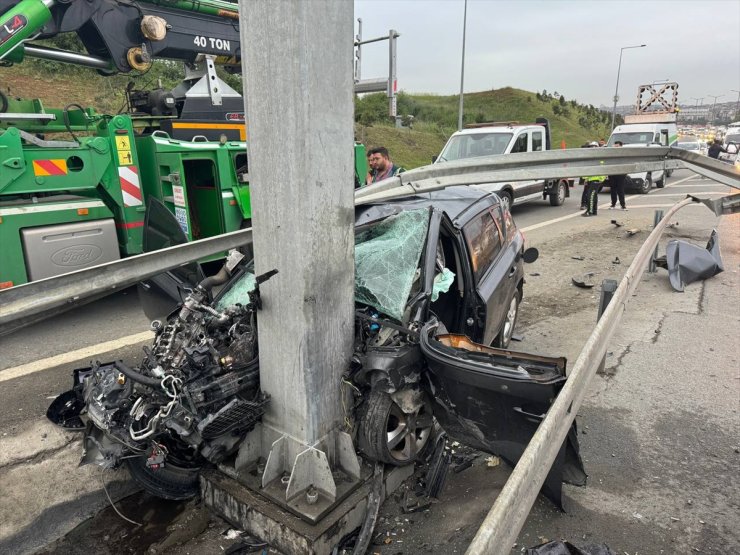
[119,166,143,207]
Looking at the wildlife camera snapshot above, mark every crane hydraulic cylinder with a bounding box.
[0,0,54,61]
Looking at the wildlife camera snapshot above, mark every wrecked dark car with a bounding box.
[49,187,584,506]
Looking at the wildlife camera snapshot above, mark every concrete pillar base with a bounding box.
[201,463,414,555]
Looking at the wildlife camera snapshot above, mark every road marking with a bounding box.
[0,331,154,383]
[520,175,706,233]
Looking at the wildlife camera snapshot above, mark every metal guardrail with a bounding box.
[465,196,698,554]
[0,148,737,334]
[0,227,252,336]
[355,147,739,205]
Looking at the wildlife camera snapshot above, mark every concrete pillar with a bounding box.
[238,0,359,520]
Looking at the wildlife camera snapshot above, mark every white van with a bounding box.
[607,122,678,193]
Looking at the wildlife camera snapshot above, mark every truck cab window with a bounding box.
[511,133,528,153]
[532,131,543,152]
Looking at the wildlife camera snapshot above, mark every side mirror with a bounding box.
[522,247,539,264]
[432,155,438,163]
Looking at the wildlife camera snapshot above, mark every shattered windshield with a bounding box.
[355,209,430,321]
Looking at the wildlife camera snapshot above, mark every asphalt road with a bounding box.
[0,169,737,554]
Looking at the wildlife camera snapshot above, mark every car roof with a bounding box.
[355,186,497,228]
[451,125,540,136]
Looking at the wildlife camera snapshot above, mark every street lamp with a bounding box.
[610,44,647,130]
[457,0,468,131]
[707,94,724,124]
[690,97,704,123]
[731,89,740,121]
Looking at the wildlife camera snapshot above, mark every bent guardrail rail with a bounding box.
[0,227,252,336]
[355,147,739,205]
[465,195,707,554]
[1,147,738,335]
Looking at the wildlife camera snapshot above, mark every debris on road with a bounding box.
[612,257,621,265]
[485,455,501,468]
[571,255,585,260]
[572,273,596,288]
[625,228,641,237]
[610,220,624,228]
[525,540,617,555]
[653,229,724,292]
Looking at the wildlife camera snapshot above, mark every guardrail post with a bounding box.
[597,279,618,374]
[648,209,664,273]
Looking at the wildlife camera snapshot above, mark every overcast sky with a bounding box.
[355,0,740,108]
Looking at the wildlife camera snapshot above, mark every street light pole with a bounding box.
[610,44,646,130]
[690,97,704,123]
[708,94,724,124]
[457,0,468,131]
[731,89,740,121]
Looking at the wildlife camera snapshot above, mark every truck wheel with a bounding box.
[638,175,652,194]
[358,389,434,466]
[549,180,567,206]
[499,191,513,211]
[656,174,666,188]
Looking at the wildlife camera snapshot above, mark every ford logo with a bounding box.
[51,245,103,267]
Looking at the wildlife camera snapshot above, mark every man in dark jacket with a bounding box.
[608,141,628,210]
[708,139,726,159]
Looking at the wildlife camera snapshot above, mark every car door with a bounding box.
[509,130,544,202]
[461,206,517,345]
[137,197,206,320]
[419,322,586,507]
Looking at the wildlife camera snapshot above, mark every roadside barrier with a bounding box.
[465,197,697,554]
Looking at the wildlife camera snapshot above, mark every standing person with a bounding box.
[579,142,599,209]
[367,147,405,183]
[707,139,726,159]
[582,174,607,216]
[608,141,627,210]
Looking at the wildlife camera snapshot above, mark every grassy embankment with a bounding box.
[2,62,612,169]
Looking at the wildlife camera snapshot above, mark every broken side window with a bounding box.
[216,272,257,309]
[355,209,430,321]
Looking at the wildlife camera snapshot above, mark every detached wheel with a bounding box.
[358,389,434,465]
[638,174,652,194]
[125,454,201,501]
[549,180,567,206]
[498,190,513,211]
[493,289,521,349]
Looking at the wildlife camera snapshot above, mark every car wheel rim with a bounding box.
[501,195,511,211]
[558,183,566,203]
[502,296,518,344]
[386,398,433,463]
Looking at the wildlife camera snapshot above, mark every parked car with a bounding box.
[48,189,584,507]
[674,137,705,155]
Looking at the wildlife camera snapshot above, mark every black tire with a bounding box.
[549,180,567,206]
[638,174,652,194]
[656,173,666,188]
[493,289,521,349]
[357,389,434,466]
[125,456,201,501]
[665,169,673,178]
[498,190,513,212]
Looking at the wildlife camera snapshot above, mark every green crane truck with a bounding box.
[0,0,370,288]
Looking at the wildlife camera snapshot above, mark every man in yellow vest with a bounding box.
[582,159,607,217]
